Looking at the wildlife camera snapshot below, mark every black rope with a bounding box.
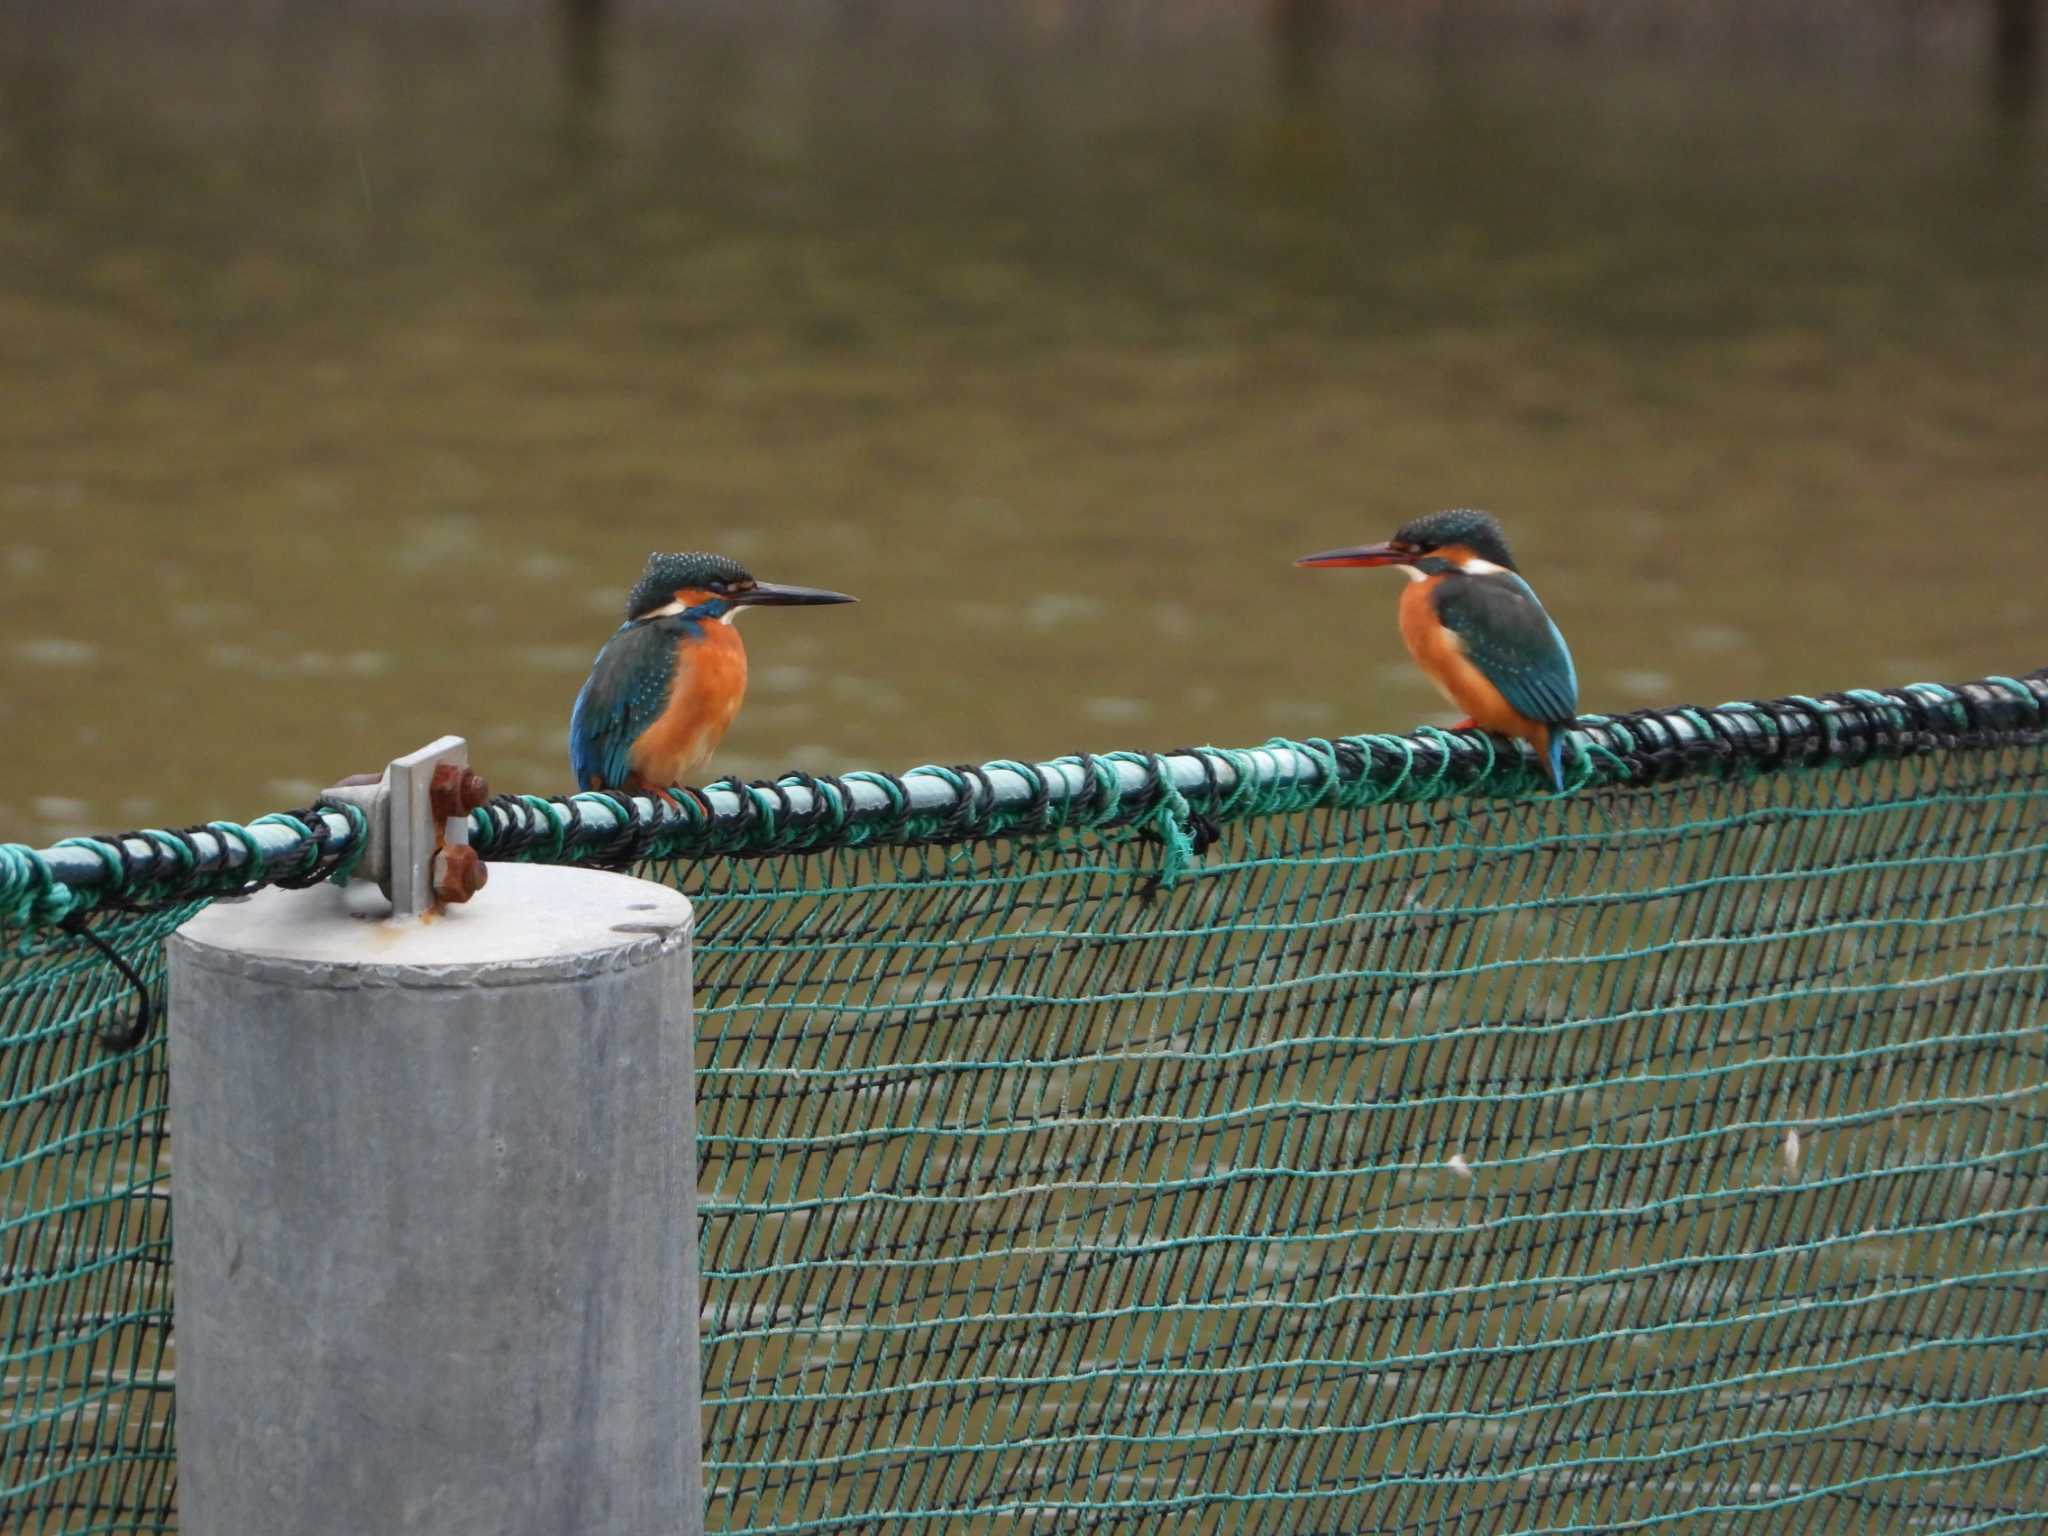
[939,765,996,842]
[274,808,350,890]
[58,912,153,1053]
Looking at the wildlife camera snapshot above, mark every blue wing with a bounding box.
[568,622,679,791]
[1432,571,1578,725]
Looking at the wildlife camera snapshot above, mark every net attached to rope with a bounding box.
[4,675,2047,1533]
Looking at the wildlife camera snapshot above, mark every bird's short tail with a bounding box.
[1543,728,1569,795]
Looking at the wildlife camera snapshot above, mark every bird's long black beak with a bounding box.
[737,580,858,607]
[1295,542,1408,569]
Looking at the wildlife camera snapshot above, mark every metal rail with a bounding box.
[23,675,2047,895]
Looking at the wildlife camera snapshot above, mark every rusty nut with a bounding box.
[432,844,488,906]
[430,763,492,820]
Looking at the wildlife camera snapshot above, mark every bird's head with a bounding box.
[1295,508,1519,579]
[626,551,856,627]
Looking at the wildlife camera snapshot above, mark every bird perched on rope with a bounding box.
[1296,508,1579,792]
[569,551,854,793]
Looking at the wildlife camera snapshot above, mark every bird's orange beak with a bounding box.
[1294,542,1408,569]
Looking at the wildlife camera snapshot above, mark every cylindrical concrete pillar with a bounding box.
[168,864,700,1536]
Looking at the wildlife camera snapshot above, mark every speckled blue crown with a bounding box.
[1393,509,1516,570]
[627,551,752,618]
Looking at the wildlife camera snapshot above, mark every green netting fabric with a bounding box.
[2,906,192,1534]
[5,677,2048,1533]
[683,746,2048,1535]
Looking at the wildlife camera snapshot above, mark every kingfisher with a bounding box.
[569,551,855,793]
[1296,508,1579,791]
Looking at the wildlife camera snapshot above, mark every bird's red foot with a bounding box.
[1451,717,1477,731]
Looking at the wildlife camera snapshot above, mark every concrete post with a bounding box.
[167,863,701,1536]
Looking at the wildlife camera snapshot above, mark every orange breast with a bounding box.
[627,624,748,788]
[1397,577,1546,747]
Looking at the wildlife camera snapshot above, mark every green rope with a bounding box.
[5,673,2045,925]
[467,672,2043,866]
[0,842,84,928]
[1,806,370,930]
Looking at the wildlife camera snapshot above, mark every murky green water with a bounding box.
[1,4,2043,846]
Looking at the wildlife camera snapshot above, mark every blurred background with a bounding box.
[0,0,2042,846]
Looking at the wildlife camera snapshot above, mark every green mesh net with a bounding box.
[2,905,189,1534]
[5,681,2047,1534]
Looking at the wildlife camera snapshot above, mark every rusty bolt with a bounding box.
[432,844,488,906]
[430,763,492,820]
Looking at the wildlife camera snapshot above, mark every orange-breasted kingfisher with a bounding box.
[569,551,855,793]
[1296,508,1579,792]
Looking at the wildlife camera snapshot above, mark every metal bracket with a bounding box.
[318,737,490,918]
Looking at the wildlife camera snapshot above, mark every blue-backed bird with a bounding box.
[569,551,855,793]
[1296,508,1579,791]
